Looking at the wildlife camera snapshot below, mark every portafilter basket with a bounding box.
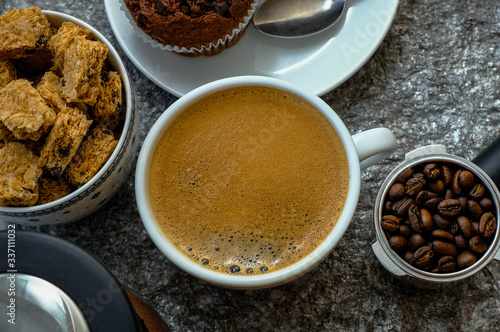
[372,143,500,284]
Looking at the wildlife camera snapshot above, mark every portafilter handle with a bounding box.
[472,136,500,190]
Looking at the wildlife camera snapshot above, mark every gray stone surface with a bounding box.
[3,0,500,331]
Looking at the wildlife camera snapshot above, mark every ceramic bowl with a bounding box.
[0,11,139,226]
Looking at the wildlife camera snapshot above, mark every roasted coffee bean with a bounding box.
[423,197,443,210]
[381,215,400,232]
[449,221,459,235]
[406,177,425,195]
[469,236,488,254]
[454,234,467,248]
[433,213,450,229]
[414,246,435,268]
[467,200,483,219]
[444,189,453,200]
[403,251,415,265]
[423,163,440,180]
[388,183,405,201]
[441,165,453,187]
[438,199,462,217]
[415,190,438,206]
[469,183,485,200]
[471,221,480,235]
[398,224,412,237]
[457,196,468,212]
[452,169,463,195]
[479,197,493,210]
[457,216,473,238]
[393,197,414,215]
[396,167,414,183]
[432,240,458,257]
[458,170,475,189]
[430,229,454,242]
[437,256,456,273]
[457,250,477,269]
[389,235,407,251]
[384,200,393,212]
[408,234,426,251]
[428,180,446,193]
[413,173,425,181]
[420,208,433,231]
[408,205,424,232]
[479,212,497,237]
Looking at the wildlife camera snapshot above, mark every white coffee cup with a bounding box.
[135,76,397,289]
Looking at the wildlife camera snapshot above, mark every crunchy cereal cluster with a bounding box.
[0,7,124,207]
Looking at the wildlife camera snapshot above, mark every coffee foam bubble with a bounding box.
[149,87,349,275]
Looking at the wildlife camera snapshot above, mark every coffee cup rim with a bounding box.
[135,76,361,289]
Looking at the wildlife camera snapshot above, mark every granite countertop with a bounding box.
[3,0,500,331]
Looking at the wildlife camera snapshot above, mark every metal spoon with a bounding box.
[253,0,347,38]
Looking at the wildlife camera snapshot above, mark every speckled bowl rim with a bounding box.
[0,11,134,218]
[135,76,361,289]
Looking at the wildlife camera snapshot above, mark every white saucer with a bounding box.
[104,0,399,97]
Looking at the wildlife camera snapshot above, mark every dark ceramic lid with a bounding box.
[0,230,142,332]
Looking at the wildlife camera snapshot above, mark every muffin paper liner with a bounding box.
[120,0,258,57]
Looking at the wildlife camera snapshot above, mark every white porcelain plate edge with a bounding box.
[104,0,399,97]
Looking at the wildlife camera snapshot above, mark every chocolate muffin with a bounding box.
[123,0,256,56]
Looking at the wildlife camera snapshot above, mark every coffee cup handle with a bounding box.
[352,128,397,170]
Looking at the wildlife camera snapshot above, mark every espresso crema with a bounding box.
[149,86,349,275]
